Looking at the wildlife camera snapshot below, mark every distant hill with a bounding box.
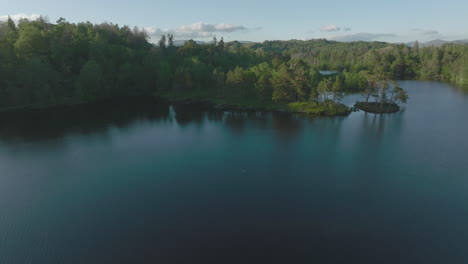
[408,39,468,47]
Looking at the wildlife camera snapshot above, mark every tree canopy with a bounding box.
[0,17,466,113]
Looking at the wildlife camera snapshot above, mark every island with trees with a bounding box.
[354,73,409,113]
[1,17,467,116]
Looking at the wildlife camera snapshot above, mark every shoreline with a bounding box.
[166,96,352,117]
[0,96,352,117]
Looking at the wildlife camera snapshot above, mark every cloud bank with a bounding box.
[319,24,352,32]
[177,22,246,33]
[320,25,341,32]
[145,22,248,41]
[0,13,41,23]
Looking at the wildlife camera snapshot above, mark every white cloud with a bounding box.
[318,25,351,33]
[144,22,248,42]
[177,22,246,33]
[0,13,41,23]
[320,25,341,32]
[327,32,397,42]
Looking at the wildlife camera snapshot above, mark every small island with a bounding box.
[354,74,409,114]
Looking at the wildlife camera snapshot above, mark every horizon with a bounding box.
[1,0,468,43]
[1,14,466,46]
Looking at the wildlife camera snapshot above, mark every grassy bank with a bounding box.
[287,101,351,116]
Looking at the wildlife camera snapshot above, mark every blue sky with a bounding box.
[1,0,467,43]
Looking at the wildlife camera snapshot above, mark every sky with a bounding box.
[1,0,468,43]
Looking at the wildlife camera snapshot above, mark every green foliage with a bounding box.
[12,58,58,105]
[0,18,152,107]
[288,101,351,116]
[271,64,293,101]
[331,76,344,102]
[250,40,468,88]
[316,79,333,102]
[0,17,466,113]
[393,87,409,104]
[75,60,102,101]
[225,67,256,98]
[14,22,48,60]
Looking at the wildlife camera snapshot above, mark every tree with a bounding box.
[14,22,49,60]
[5,16,18,43]
[413,40,420,56]
[157,60,172,92]
[212,68,226,96]
[392,87,408,104]
[362,72,408,106]
[218,37,225,51]
[167,34,174,47]
[0,22,18,85]
[361,72,380,103]
[331,76,344,102]
[158,35,166,49]
[309,89,319,102]
[75,60,102,101]
[289,59,312,101]
[271,64,293,102]
[460,56,468,88]
[316,79,333,102]
[56,17,67,24]
[11,58,58,105]
[225,67,256,98]
[251,62,272,101]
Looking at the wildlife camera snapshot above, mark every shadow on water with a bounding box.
[171,103,207,127]
[359,111,404,145]
[173,106,306,144]
[0,98,171,143]
[223,111,268,132]
[0,100,309,149]
[271,112,305,142]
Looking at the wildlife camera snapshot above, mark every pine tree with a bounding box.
[331,76,344,102]
[158,35,166,49]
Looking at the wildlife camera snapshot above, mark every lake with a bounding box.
[1,81,468,264]
[319,70,338,75]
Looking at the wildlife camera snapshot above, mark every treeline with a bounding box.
[0,17,153,107]
[251,39,468,87]
[0,17,348,110]
[0,17,467,111]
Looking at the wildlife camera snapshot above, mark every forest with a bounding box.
[0,17,467,114]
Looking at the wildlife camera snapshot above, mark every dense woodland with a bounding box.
[0,17,467,113]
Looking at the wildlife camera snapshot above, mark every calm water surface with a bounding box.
[1,81,468,264]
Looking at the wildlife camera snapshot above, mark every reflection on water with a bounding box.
[1,81,468,264]
[0,100,311,147]
[0,98,170,142]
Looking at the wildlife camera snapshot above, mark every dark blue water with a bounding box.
[1,81,468,264]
